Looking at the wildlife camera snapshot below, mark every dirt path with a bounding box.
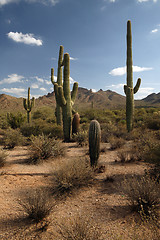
[0,143,158,239]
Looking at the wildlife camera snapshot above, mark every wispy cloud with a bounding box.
[137,0,157,3]
[151,28,159,33]
[31,83,39,89]
[7,32,43,46]
[70,57,78,61]
[0,0,59,7]
[40,87,47,91]
[0,74,24,84]
[109,66,153,76]
[1,87,25,95]
[35,76,44,83]
[135,87,155,99]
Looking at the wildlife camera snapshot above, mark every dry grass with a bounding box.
[0,148,8,167]
[28,134,65,164]
[109,136,125,150]
[51,157,94,197]
[122,174,160,221]
[55,214,102,240]
[17,188,53,224]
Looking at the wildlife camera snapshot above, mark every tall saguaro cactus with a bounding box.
[54,52,78,142]
[124,20,141,132]
[23,87,35,123]
[51,45,63,125]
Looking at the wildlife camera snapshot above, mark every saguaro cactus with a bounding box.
[23,87,35,123]
[51,45,63,125]
[124,20,141,132]
[54,53,78,142]
[89,120,101,167]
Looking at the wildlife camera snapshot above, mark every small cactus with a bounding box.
[23,87,35,123]
[72,113,80,135]
[89,120,101,167]
[124,20,141,132]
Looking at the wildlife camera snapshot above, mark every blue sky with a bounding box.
[0,0,160,99]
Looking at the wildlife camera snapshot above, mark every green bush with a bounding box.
[7,112,25,129]
[72,131,88,146]
[2,128,26,149]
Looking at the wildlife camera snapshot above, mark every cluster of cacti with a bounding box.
[23,87,35,123]
[51,47,78,142]
[124,20,141,132]
[89,120,101,167]
[51,45,63,126]
[72,112,80,135]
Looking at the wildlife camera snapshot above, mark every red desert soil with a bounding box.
[0,142,159,239]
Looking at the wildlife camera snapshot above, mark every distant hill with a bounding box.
[0,87,160,113]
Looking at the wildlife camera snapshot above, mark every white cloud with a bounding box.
[35,76,44,83]
[0,74,24,84]
[1,87,25,94]
[31,83,39,89]
[107,83,124,89]
[137,0,157,2]
[109,66,153,76]
[151,28,159,33]
[135,87,155,99]
[40,87,47,91]
[45,80,52,85]
[91,89,97,92]
[70,57,78,61]
[7,32,42,46]
[0,0,59,7]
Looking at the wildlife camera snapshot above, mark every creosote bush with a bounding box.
[0,148,8,167]
[72,130,88,146]
[109,136,125,150]
[51,158,94,196]
[2,128,25,149]
[122,175,160,220]
[17,188,53,223]
[28,134,65,164]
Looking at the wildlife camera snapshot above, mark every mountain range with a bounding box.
[0,87,160,113]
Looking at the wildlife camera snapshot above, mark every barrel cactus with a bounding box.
[89,120,101,167]
[23,87,35,123]
[72,112,80,135]
[124,20,141,132]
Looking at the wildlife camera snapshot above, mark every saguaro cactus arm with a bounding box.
[51,68,54,84]
[71,82,78,103]
[134,78,141,94]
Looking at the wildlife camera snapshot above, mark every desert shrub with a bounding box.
[122,175,160,220]
[101,122,117,143]
[72,131,88,146]
[32,106,56,122]
[117,149,130,163]
[0,148,8,167]
[109,136,125,150]
[17,188,53,223]
[148,164,160,183]
[28,134,65,164]
[56,215,101,240]
[20,121,63,139]
[134,131,160,164]
[51,158,94,196]
[7,112,25,129]
[2,128,26,149]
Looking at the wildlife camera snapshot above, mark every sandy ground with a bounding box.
[0,142,159,239]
